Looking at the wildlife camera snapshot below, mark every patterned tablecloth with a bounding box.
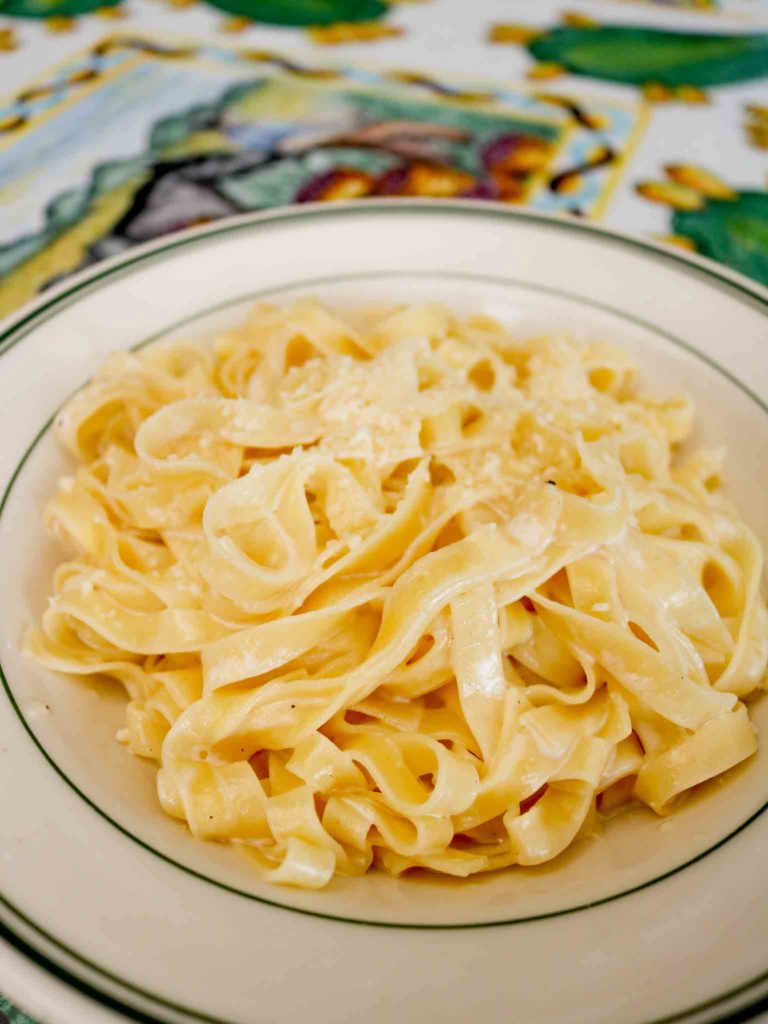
[0,996,37,1024]
[0,0,767,1020]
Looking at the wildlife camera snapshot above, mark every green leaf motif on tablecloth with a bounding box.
[527,25,768,88]
[0,995,37,1024]
[636,164,768,286]
[0,0,120,17]
[0,0,385,22]
[674,193,768,285]
[188,0,387,25]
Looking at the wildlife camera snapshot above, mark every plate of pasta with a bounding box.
[1,200,767,1024]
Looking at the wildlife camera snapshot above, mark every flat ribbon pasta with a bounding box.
[27,301,767,888]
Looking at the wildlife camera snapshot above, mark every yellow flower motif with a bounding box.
[642,82,674,103]
[308,21,403,45]
[654,235,698,253]
[562,11,597,27]
[527,62,565,81]
[384,70,493,102]
[675,85,708,105]
[554,173,581,195]
[67,66,98,83]
[744,105,768,150]
[642,83,708,105]
[45,15,76,31]
[636,181,704,211]
[0,26,17,50]
[220,15,250,31]
[0,112,25,132]
[487,23,540,45]
[665,164,735,200]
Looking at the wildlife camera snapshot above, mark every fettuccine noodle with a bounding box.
[27,300,767,888]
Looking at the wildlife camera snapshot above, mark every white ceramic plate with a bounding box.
[1,201,768,1024]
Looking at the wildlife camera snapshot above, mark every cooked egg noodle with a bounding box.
[28,301,766,888]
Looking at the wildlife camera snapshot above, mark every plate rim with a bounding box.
[1,199,767,351]
[2,200,768,1024]
[4,266,768,930]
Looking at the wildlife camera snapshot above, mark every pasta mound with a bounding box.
[27,300,767,888]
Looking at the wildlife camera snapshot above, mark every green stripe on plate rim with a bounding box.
[1,201,767,362]
[0,205,766,1024]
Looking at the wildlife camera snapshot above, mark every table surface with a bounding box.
[1,0,767,1021]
